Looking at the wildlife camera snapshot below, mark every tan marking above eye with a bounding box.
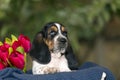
[61,26,66,32]
[48,26,58,34]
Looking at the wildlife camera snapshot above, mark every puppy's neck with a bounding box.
[51,51,64,58]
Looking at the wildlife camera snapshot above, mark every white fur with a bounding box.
[101,72,106,80]
[32,53,71,74]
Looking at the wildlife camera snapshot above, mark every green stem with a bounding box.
[7,59,14,67]
[23,52,27,73]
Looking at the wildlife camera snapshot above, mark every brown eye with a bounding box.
[62,31,67,36]
[50,31,56,36]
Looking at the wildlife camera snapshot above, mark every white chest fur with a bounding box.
[32,53,71,74]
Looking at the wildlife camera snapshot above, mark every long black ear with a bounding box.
[29,32,51,64]
[65,44,78,70]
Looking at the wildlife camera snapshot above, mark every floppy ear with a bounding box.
[65,44,78,70]
[29,31,51,64]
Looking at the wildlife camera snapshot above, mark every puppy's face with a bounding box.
[44,23,68,53]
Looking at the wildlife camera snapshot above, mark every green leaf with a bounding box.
[5,37,12,45]
[102,10,110,22]
[16,46,25,54]
[9,47,13,55]
[0,41,3,46]
[0,11,6,19]
[11,34,18,43]
[111,3,117,12]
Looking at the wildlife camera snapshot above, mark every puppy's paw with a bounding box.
[43,67,59,74]
[33,66,59,74]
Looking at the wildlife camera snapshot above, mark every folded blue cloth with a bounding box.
[0,62,115,80]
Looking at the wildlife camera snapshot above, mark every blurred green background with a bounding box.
[0,0,120,79]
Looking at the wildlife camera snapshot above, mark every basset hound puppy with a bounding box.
[30,22,78,74]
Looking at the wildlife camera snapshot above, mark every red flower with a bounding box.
[0,62,6,70]
[0,43,9,64]
[0,34,31,71]
[9,51,25,69]
[12,41,21,50]
[18,34,31,53]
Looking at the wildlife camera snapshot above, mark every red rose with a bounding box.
[0,62,6,70]
[18,34,31,53]
[12,41,21,50]
[0,43,9,64]
[9,51,25,70]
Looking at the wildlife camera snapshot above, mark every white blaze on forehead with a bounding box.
[54,23,61,44]
[54,23,61,34]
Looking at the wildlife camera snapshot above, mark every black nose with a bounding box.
[59,38,67,43]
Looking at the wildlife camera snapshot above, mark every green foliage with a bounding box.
[0,0,120,52]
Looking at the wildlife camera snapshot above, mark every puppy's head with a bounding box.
[30,22,68,63]
[43,22,68,54]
